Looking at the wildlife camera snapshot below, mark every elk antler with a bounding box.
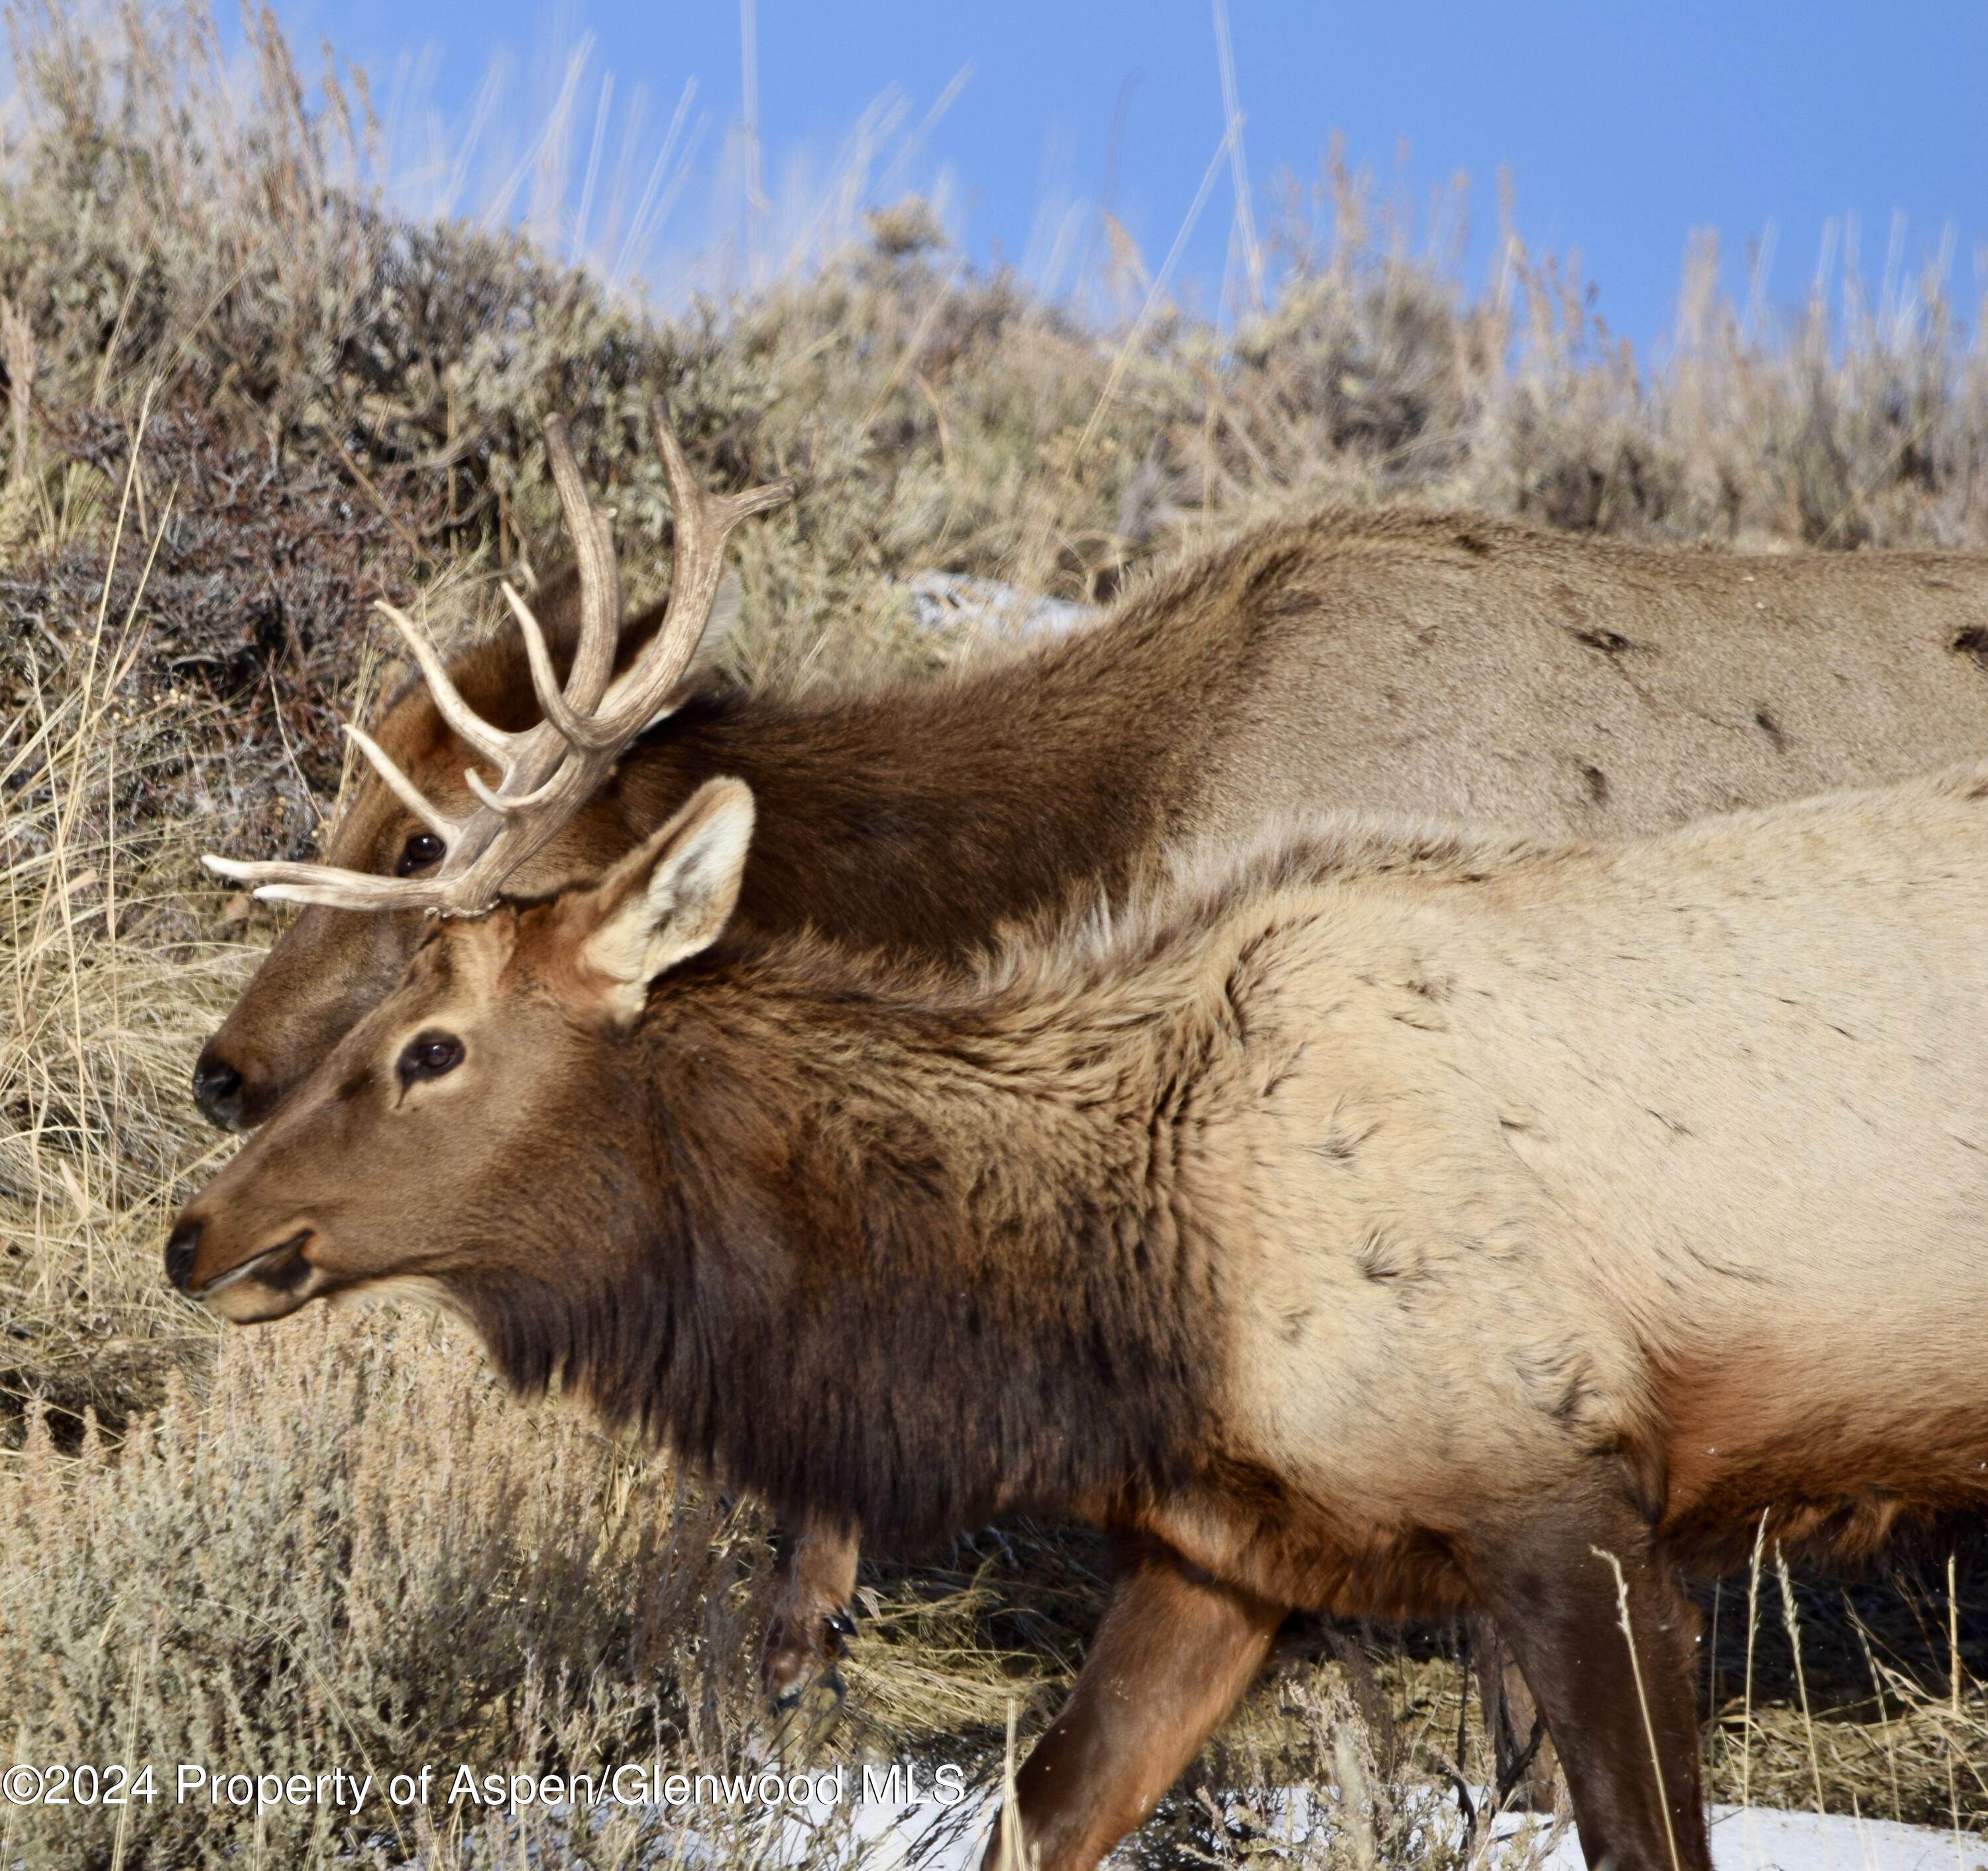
[203,405,793,914]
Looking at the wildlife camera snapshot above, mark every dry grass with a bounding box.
[1,3,1985,1866]
[0,1314,773,1869]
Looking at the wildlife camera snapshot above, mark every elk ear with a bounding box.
[577,778,755,1023]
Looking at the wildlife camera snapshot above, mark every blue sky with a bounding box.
[263,0,1987,356]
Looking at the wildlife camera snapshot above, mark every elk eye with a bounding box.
[396,832,445,875]
[398,1031,465,1086]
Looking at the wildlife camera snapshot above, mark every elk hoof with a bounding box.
[762,1602,854,1728]
[765,1640,848,1757]
[772,1666,846,1716]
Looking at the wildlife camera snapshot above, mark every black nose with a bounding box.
[165,1220,200,1293]
[192,1045,245,1130]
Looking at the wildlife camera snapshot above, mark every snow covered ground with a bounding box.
[644,1789,1980,1868]
[1696,1806,1986,1871]
[720,1791,1988,1871]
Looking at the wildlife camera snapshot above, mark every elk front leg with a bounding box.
[762,1517,859,1711]
[1468,1489,1709,1871]
[985,1536,1286,1871]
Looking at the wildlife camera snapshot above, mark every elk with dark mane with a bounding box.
[171,424,1988,1871]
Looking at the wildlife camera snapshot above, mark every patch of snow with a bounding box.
[807,1797,1972,1868]
[752,1795,1988,1871]
[370,1786,1986,1870]
[755,1790,989,1867]
[1481,1805,1988,1871]
[903,571,1095,644]
[1702,1807,1984,1871]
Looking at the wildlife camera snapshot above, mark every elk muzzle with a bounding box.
[164,1206,326,1322]
[163,1218,199,1292]
[190,1042,247,1130]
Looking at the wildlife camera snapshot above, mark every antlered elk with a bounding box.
[188,410,1988,1729]
[172,733,1988,1871]
[193,450,1988,1133]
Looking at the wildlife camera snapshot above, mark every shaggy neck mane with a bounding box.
[463,924,1231,1552]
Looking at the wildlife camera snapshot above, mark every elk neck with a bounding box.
[469,928,1235,1553]
[608,624,1213,959]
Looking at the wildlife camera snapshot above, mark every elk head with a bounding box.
[171,409,790,1318]
[190,405,780,1129]
[166,776,759,1324]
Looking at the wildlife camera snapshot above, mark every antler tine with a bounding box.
[635,432,792,690]
[202,408,791,917]
[461,763,567,816]
[648,397,797,562]
[541,415,620,719]
[374,602,518,769]
[580,398,793,737]
[500,403,793,756]
[342,724,467,842]
[499,579,596,748]
[201,853,453,912]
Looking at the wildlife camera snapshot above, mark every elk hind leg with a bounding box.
[1470,1610,1560,1812]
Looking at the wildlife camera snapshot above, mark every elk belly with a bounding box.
[1128,1469,1484,1624]
[1656,1338,1988,1574]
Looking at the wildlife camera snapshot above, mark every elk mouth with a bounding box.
[198,1228,318,1305]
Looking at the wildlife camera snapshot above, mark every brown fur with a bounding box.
[196,508,1988,1128]
[172,762,1988,1871]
